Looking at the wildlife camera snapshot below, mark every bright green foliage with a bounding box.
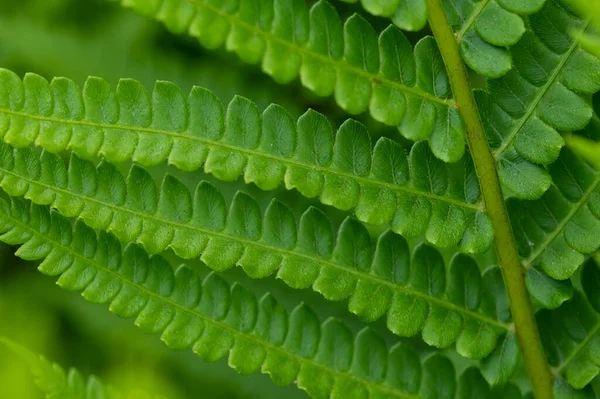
[476,0,600,200]
[110,0,468,162]
[1,0,600,396]
[0,337,155,399]
[0,69,491,252]
[0,141,509,360]
[509,120,600,292]
[536,259,600,396]
[0,196,519,399]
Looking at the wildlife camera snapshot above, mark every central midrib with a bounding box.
[3,212,418,399]
[0,108,481,211]
[0,165,508,330]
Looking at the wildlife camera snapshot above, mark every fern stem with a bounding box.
[424,1,555,398]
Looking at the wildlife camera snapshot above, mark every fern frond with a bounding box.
[0,141,511,361]
[537,258,600,393]
[509,122,600,289]
[0,196,514,398]
[107,0,468,162]
[0,337,155,399]
[0,69,492,252]
[446,0,546,78]
[475,0,600,200]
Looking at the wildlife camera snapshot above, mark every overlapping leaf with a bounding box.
[509,121,600,298]
[0,141,511,360]
[108,0,467,162]
[477,0,600,200]
[0,197,514,398]
[536,259,600,396]
[0,69,491,252]
[338,0,428,32]
[0,338,154,399]
[445,0,547,78]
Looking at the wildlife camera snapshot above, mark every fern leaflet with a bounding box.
[0,197,521,398]
[0,69,492,252]
[109,0,469,162]
[0,141,511,361]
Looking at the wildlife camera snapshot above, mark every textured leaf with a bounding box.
[110,0,467,161]
[0,70,490,251]
[475,1,600,199]
[445,0,546,78]
[0,197,504,398]
[537,259,600,391]
[0,337,154,399]
[0,143,510,359]
[510,134,600,284]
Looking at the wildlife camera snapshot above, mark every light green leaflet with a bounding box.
[0,69,493,253]
[0,197,523,399]
[111,0,468,162]
[0,337,157,399]
[0,140,512,363]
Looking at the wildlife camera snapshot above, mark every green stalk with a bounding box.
[424,1,554,398]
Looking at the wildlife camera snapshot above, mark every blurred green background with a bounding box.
[0,0,504,397]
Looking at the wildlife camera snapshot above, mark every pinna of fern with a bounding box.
[0,196,528,399]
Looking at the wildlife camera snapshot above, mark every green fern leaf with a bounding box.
[0,337,155,399]
[0,196,516,398]
[509,121,600,286]
[0,141,511,360]
[0,69,491,252]
[475,0,600,200]
[536,258,600,394]
[108,0,468,162]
